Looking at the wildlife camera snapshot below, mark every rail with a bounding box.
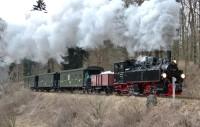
[31,90,200,101]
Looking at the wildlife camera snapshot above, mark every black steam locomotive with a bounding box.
[113,52,185,96]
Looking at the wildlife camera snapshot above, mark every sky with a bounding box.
[0,0,62,24]
[0,0,34,23]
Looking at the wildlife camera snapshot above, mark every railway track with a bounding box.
[159,95,200,101]
[32,90,200,101]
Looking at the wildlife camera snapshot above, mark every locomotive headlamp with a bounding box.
[172,60,177,64]
[181,73,185,79]
[162,73,167,78]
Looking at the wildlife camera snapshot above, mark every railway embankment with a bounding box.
[0,82,200,127]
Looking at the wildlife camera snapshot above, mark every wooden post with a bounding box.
[172,77,176,103]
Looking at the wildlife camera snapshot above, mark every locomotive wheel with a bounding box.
[117,91,121,95]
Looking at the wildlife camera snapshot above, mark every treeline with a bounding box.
[172,0,200,74]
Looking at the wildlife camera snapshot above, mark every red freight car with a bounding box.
[91,71,114,93]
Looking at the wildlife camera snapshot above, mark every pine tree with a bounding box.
[61,47,88,70]
[32,0,47,12]
[22,59,35,76]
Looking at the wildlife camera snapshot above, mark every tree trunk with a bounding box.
[198,0,200,68]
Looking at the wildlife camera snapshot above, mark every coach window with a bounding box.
[68,74,70,81]
[65,74,68,80]
[71,74,73,80]
[75,74,77,80]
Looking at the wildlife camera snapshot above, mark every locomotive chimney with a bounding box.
[166,50,171,62]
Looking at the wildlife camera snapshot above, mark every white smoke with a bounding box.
[0,0,180,64]
[124,0,180,53]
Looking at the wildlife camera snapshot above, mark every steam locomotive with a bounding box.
[112,56,184,96]
[25,52,185,96]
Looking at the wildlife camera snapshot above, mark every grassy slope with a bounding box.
[0,83,200,127]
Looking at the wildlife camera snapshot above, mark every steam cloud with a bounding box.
[0,0,180,64]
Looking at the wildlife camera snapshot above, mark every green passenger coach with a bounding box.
[24,75,36,89]
[59,68,84,88]
[24,66,104,91]
[59,66,104,90]
[37,72,55,90]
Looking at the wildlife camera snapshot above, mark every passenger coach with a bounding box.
[24,66,104,91]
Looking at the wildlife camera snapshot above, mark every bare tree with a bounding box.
[0,18,6,64]
[178,0,200,68]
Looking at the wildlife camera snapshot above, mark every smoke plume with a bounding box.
[0,0,180,64]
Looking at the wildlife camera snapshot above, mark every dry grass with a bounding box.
[0,104,16,127]
[0,82,34,127]
[50,95,139,127]
[1,81,200,127]
[15,93,145,127]
[12,92,199,127]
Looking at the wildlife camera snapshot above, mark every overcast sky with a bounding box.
[0,0,62,24]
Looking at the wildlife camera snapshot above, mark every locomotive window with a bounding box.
[120,64,123,69]
[114,64,119,72]
[152,57,158,65]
